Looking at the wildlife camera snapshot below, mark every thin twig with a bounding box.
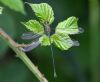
[0,28,48,82]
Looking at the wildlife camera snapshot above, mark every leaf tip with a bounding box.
[0,7,3,14]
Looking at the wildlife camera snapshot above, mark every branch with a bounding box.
[0,28,48,82]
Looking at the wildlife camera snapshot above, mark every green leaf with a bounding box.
[39,34,50,46]
[29,3,54,24]
[0,0,25,14]
[0,7,3,14]
[55,16,79,35]
[22,20,44,35]
[51,33,74,50]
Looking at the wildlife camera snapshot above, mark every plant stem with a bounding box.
[0,28,48,82]
[89,0,100,82]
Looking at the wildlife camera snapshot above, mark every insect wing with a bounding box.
[21,32,41,40]
[21,40,40,52]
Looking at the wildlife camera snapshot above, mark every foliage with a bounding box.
[29,3,54,24]
[22,20,44,35]
[22,3,80,50]
[0,0,25,14]
[0,0,97,82]
[55,17,79,35]
[0,6,3,14]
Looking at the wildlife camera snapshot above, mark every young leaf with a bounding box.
[0,7,3,14]
[29,3,54,24]
[55,16,79,35]
[39,34,50,46]
[51,34,74,50]
[0,0,25,14]
[22,20,44,35]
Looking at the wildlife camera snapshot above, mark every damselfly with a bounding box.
[21,26,84,51]
[21,22,57,77]
[21,2,84,78]
[21,32,41,52]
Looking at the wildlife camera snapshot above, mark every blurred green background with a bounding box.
[0,0,100,82]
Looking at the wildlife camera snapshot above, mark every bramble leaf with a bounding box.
[22,20,44,35]
[51,33,74,50]
[0,0,25,14]
[55,16,79,35]
[0,7,3,14]
[29,3,54,24]
[39,34,50,46]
